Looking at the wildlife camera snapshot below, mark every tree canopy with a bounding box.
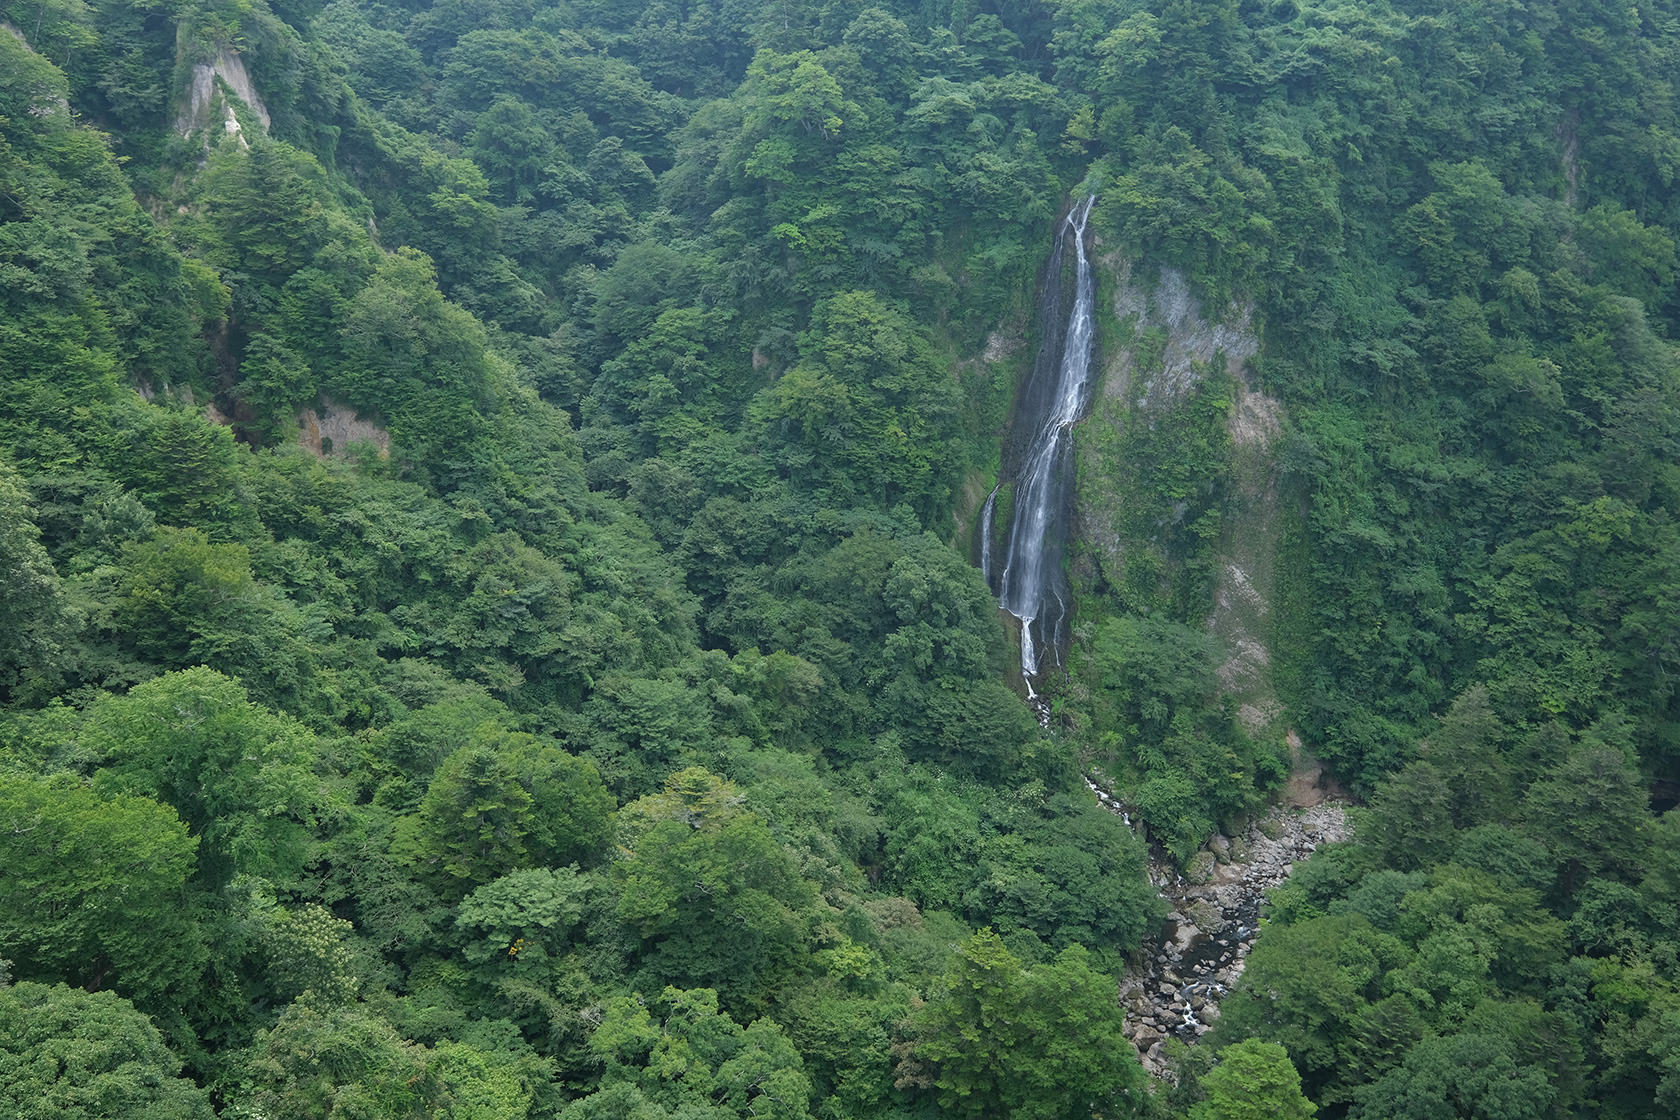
[2,0,1680,1115]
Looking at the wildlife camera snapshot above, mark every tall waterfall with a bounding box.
[979,484,999,587]
[998,198,1097,683]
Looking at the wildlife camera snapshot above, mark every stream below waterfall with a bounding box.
[1090,790,1349,1080]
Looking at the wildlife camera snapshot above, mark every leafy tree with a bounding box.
[1193,1039,1316,1120]
[400,741,535,895]
[1093,615,1221,735]
[1352,1031,1558,1120]
[85,668,323,887]
[455,867,591,966]
[905,929,1149,1119]
[334,248,494,468]
[199,138,337,288]
[615,768,817,1000]
[745,49,851,142]
[264,903,359,1006]
[1212,914,1412,1101]
[1418,686,1512,830]
[755,291,960,514]
[0,775,203,1006]
[0,461,74,701]
[1360,763,1456,873]
[227,996,545,1119]
[579,986,813,1119]
[0,980,215,1120]
[502,733,616,869]
[1521,734,1652,889]
[106,528,312,705]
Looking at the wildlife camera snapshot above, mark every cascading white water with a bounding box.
[979,484,999,588]
[999,197,1097,682]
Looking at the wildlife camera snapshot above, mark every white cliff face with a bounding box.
[176,47,271,144]
[1104,259,1260,409]
[1077,252,1285,731]
[1212,373,1286,730]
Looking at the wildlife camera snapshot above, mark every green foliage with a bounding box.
[1193,1039,1315,1120]
[264,903,360,1005]
[1084,614,1282,861]
[85,668,323,886]
[615,768,818,1002]
[1222,730,1639,1112]
[573,986,813,1119]
[227,996,546,1120]
[0,980,215,1120]
[401,741,537,893]
[334,248,496,465]
[1351,1031,1558,1120]
[905,928,1149,1119]
[0,775,203,1007]
[756,291,961,516]
[0,461,74,701]
[1520,737,1652,888]
[9,0,1680,1112]
[107,528,313,706]
[455,867,590,966]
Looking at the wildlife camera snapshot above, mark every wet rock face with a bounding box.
[1103,799,1349,1079]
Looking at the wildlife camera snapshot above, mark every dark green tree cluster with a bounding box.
[0,4,1166,1117]
[1189,688,1676,1118]
[6,0,1680,1113]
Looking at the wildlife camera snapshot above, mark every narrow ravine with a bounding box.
[1087,784,1349,1080]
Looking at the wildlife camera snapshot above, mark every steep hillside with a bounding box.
[4,0,1680,1117]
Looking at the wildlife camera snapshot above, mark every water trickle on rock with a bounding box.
[998,197,1098,684]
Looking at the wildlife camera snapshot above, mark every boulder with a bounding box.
[1185,851,1217,884]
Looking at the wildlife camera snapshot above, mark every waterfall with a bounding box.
[979,484,999,589]
[998,197,1097,681]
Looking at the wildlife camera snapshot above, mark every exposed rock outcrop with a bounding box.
[300,399,390,460]
[1103,258,1259,409]
[176,47,270,145]
[1211,361,1286,733]
[1077,252,1285,733]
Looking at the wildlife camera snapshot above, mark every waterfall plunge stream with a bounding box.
[992,198,1097,689]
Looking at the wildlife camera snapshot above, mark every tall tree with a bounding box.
[905,928,1149,1119]
[0,776,203,1007]
[0,980,215,1120]
[1193,1039,1316,1120]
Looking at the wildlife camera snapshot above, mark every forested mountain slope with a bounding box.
[1,0,1679,1117]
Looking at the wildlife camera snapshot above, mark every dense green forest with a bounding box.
[2,0,1680,1115]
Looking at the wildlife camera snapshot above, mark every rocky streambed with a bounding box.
[1088,785,1349,1078]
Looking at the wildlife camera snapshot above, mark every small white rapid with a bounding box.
[998,197,1097,683]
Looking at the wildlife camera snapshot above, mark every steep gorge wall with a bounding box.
[1073,247,1286,732]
